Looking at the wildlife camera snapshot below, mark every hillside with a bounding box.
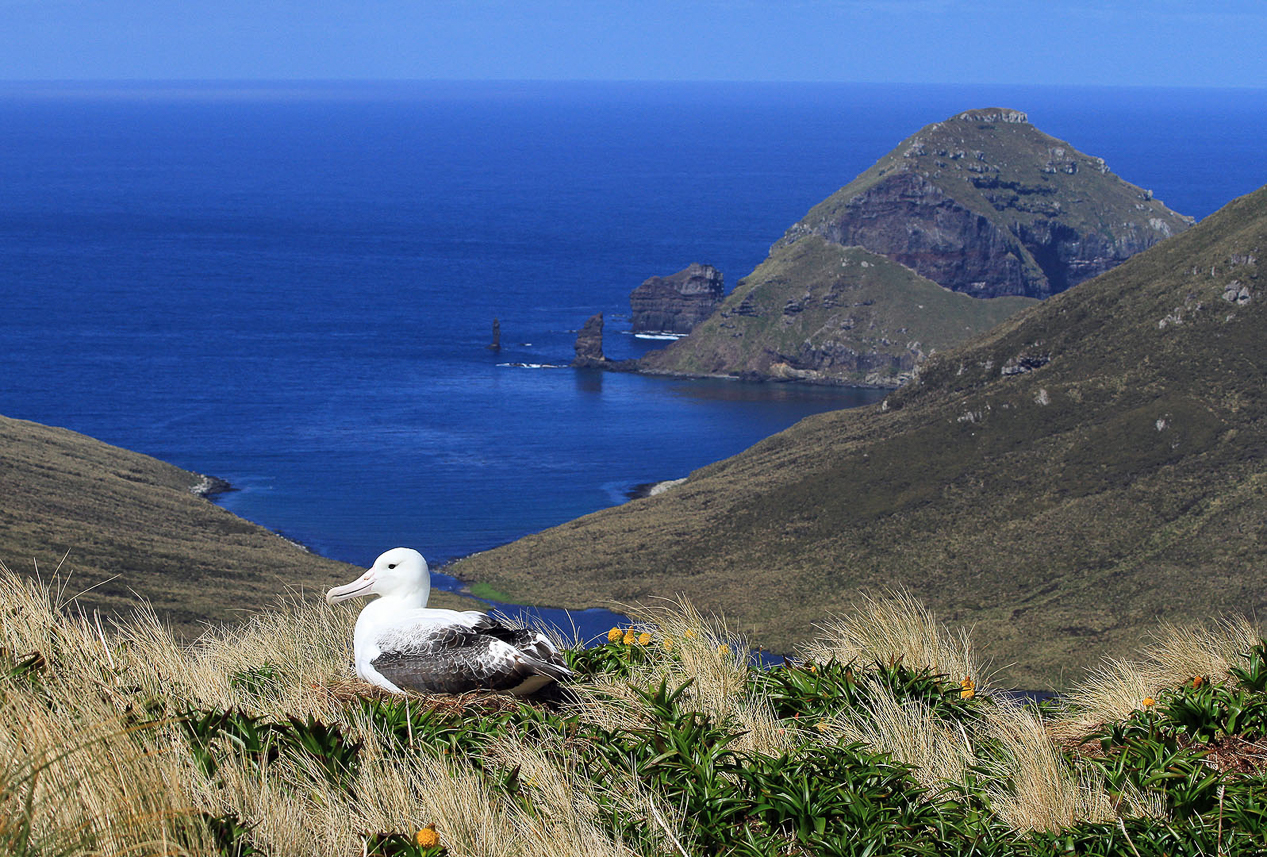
[776,108,1193,299]
[639,237,1036,387]
[0,414,470,635]
[455,184,1267,690]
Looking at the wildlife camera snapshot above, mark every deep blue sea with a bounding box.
[2,81,1264,639]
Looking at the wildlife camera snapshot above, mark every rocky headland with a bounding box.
[630,263,725,334]
[775,108,1193,300]
[627,107,1191,386]
[639,238,1036,387]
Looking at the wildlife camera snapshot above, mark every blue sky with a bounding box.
[2,0,1264,87]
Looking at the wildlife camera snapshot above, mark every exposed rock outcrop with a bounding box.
[773,108,1194,299]
[630,263,725,334]
[572,313,609,368]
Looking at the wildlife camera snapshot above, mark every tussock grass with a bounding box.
[978,702,1115,832]
[1053,615,1263,739]
[828,681,974,793]
[0,563,208,855]
[2,561,1265,854]
[803,589,984,688]
[572,597,792,757]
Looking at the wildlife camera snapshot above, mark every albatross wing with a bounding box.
[371,617,572,696]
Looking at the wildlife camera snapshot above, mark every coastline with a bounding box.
[626,477,688,501]
[189,472,236,500]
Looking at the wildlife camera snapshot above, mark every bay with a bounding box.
[1,81,1263,641]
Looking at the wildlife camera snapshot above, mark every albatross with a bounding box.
[325,547,572,696]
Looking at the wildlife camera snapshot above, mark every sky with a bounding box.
[1,0,1265,88]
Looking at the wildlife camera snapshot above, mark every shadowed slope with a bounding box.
[0,414,470,635]
[455,184,1267,689]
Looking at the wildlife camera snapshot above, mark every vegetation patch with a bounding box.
[3,567,1266,856]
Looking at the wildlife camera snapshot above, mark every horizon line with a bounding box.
[1,77,1266,93]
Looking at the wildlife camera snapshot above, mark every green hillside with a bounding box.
[0,414,470,635]
[640,237,1036,386]
[455,184,1267,690]
[777,108,1193,298]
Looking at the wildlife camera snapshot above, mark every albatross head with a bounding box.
[325,547,430,607]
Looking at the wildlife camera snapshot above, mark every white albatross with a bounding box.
[325,547,572,696]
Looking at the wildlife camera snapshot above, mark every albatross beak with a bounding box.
[325,568,376,604]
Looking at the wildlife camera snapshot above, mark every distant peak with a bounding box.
[953,108,1029,125]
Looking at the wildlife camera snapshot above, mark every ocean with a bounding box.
[1,81,1264,639]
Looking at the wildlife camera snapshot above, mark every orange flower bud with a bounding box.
[415,824,440,848]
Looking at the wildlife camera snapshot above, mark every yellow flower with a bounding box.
[717,643,729,655]
[683,630,697,640]
[1142,697,1156,708]
[960,677,975,700]
[623,630,637,646]
[814,720,830,732]
[808,664,818,674]
[638,632,652,646]
[663,636,675,651]
[607,627,623,643]
[415,824,440,848]
[1192,675,1204,688]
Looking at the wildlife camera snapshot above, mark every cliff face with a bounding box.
[640,238,1036,387]
[775,108,1194,299]
[630,263,725,334]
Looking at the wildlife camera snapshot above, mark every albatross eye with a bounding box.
[388,563,398,569]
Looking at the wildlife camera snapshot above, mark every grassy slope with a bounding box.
[0,414,471,635]
[455,185,1267,690]
[640,238,1036,385]
[6,570,1266,856]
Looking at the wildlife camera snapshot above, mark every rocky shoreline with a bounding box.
[188,473,235,499]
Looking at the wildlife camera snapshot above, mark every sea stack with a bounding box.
[630,263,725,334]
[572,313,609,368]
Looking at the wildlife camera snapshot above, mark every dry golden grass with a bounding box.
[827,681,974,794]
[1052,615,1263,739]
[801,592,1132,833]
[803,589,985,689]
[3,559,1261,852]
[1,559,678,857]
[978,702,1116,832]
[569,597,794,757]
[0,564,209,855]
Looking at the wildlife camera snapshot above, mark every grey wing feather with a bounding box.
[372,620,571,695]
